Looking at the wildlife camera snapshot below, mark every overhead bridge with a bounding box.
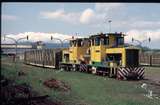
[1,44,34,55]
[1,44,32,49]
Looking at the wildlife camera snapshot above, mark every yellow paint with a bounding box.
[69,43,89,63]
[62,48,69,54]
[108,35,116,47]
[90,42,106,63]
[62,48,69,62]
[106,48,126,67]
[91,46,101,62]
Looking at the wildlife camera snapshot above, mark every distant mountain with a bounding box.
[17,41,33,45]
[12,42,160,51]
[44,43,69,48]
[17,41,69,48]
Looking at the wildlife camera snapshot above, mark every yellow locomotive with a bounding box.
[60,32,144,80]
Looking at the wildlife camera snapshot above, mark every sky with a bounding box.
[1,3,160,49]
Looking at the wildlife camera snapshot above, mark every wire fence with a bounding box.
[24,49,62,68]
[139,53,160,66]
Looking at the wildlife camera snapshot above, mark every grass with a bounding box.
[1,55,160,105]
[145,66,160,78]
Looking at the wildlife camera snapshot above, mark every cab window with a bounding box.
[73,41,76,47]
[95,37,100,46]
[77,40,82,47]
[88,40,91,46]
[106,37,109,45]
[101,38,105,45]
[70,41,74,47]
[101,37,109,45]
[69,41,72,46]
[92,39,94,46]
[117,37,124,45]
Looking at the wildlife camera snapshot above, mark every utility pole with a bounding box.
[3,35,29,76]
[51,36,63,47]
[108,20,112,33]
[4,35,29,62]
[75,33,79,38]
[51,35,74,48]
[132,37,151,47]
[132,36,151,66]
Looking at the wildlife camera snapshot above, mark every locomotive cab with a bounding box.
[69,38,90,63]
[89,33,108,66]
[106,32,126,67]
[107,32,125,48]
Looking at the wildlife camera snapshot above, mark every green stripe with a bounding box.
[91,61,106,67]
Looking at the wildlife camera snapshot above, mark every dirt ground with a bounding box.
[43,78,71,91]
[145,72,160,84]
[1,76,63,105]
[140,67,160,97]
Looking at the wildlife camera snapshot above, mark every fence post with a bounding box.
[150,55,152,66]
[43,49,45,68]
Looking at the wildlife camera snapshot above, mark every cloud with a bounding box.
[39,3,160,32]
[126,29,160,42]
[2,14,18,21]
[125,29,160,48]
[129,21,160,29]
[40,9,80,24]
[80,8,95,24]
[40,3,123,25]
[1,30,160,48]
[1,32,81,44]
[79,3,124,24]
[40,9,65,19]
[95,3,124,12]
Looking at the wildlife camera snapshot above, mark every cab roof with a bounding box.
[107,32,126,37]
[89,32,126,38]
[71,38,89,41]
[89,33,107,38]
